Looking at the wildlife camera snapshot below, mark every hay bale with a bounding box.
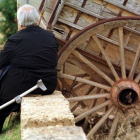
[22,126,87,140]
[21,91,75,129]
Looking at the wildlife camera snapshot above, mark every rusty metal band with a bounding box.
[38,0,45,12]
[58,16,140,58]
[47,0,61,29]
[123,0,128,6]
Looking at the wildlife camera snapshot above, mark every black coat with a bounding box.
[0,26,58,115]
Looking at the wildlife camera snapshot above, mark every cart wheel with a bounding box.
[57,17,140,139]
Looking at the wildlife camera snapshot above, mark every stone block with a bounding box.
[21,91,75,129]
[22,126,87,140]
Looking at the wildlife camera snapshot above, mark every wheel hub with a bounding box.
[111,80,140,108]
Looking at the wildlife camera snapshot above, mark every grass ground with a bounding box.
[0,113,21,140]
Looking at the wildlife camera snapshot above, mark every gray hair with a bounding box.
[17,4,40,27]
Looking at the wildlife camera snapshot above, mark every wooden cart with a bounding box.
[39,0,140,139]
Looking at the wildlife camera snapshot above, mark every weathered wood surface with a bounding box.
[22,126,87,140]
[51,0,139,39]
[37,0,140,75]
[21,91,75,129]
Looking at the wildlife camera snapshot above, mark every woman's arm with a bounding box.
[0,38,16,69]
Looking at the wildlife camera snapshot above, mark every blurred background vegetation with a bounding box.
[0,0,19,138]
[0,0,17,44]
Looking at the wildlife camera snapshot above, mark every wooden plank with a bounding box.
[84,0,103,15]
[126,0,140,13]
[65,2,105,19]
[76,13,95,28]
[124,26,140,36]
[110,0,125,5]
[104,0,140,15]
[102,3,119,18]
[67,0,84,7]
[121,10,136,17]
[59,6,78,23]
[58,18,84,30]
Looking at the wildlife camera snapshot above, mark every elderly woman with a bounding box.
[0,4,58,132]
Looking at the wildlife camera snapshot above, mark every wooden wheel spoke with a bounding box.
[71,86,95,112]
[118,27,126,79]
[128,43,140,79]
[83,99,97,131]
[92,35,120,81]
[72,50,114,85]
[71,102,80,112]
[87,105,115,139]
[125,111,132,135]
[83,117,89,131]
[57,78,62,91]
[67,94,110,102]
[73,83,86,91]
[126,115,131,135]
[108,108,119,140]
[134,74,140,83]
[59,78,86,108]
[58,73,111,91]
[83,88,102,130]
[75,100,111,123]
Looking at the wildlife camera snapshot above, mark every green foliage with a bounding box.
[0,0,17,44]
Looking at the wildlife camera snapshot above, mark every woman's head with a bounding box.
[17,4,40,28]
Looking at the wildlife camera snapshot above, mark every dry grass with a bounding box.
[87,108,140,140]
